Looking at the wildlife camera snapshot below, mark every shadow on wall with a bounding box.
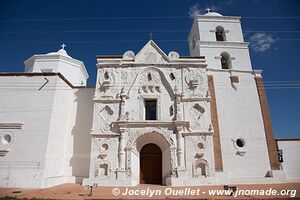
[70,88,94,184]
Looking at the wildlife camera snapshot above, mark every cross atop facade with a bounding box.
[61,43,66,50]
[148,32,153,40]
[205,8,211,13]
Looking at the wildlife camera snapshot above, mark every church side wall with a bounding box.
[63,87,94,183]
[276,139,300,182]
[42,77,75,187]
[0,75,57,188]
[42,79,93,187]
[211,71,272,178]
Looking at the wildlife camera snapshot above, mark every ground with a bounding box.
[0,183,299,200]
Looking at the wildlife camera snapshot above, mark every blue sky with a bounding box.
[0,0,299,138]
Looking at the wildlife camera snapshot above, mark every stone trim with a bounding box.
[207,75,223,172]
[199,41,249,48]
[0,72,95,89]
[0,123,23,129]
[255,77,280,170]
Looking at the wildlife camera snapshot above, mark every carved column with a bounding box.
[119,87,128,120]
[174,86,185,170]
[176,131,185,169]
[116,88,128,180]
[118,132,126,170]
[174,86,182,120]
[116,125,126,180]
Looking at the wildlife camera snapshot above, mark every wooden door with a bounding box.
[140,143,162,184]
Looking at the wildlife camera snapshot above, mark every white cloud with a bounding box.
[188,4,204,18]
[249,33,277,52]
[209,5,220,11]
[188,4,220,18]
[225,0,236,5]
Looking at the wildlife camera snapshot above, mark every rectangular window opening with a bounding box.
[145,99,157,120]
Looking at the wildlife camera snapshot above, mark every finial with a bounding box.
[148,32,153,40]
[121,87,125,94]
[205,8,211,13]
[61,43,66,50]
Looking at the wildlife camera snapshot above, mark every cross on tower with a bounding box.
[148,32,153,40]
[61,43,66,50]
[205,8,211,13]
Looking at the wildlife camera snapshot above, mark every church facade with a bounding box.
[0,12,299,188]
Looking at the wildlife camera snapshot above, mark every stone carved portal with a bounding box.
[125,128,177,184]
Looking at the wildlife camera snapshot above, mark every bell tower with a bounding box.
[188,11,252,71]
[187,11,282,178]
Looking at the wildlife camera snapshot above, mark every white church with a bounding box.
[0,12,299,188]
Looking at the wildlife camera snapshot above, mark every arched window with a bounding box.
[220,52,231,69]
[215,26,226,41]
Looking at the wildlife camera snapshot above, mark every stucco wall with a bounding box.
[0,75,57,188]
[211,71,272,178]
[0,74,94,188]
[277,140,300,182]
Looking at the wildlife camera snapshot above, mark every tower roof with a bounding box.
[203,12,223,17]
[46,43,72,58]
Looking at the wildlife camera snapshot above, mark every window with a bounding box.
[215,26,226,41]
[104,71,109,80]
[220,52,231,69]
[147,73,152,81]
[236,138,245,148]
[170,73,175,80]
[145,99,157,120]
[192,39,196,49]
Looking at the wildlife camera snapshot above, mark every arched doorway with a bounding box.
[140,143,162,184]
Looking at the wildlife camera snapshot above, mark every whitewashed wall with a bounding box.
[277,140,300,182]
[0,75,94,188]
[211,71,271,178]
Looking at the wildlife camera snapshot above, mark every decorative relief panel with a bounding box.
[190,103,205,120]
[139,70,161,84]
[97,103,118,132]
[92,137,113,179]
[99,105,114,122]
[183,68,207,98]
[186,136,207,152]
[99,69,116,88]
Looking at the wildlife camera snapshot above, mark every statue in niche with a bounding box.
[99,164,108,177]
[192,159,209,178]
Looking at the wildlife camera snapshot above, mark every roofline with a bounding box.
[180,56,205,59]
[96,55,123,58]
[0,72,95,89]
[96,55,205,59]
[195,15,241,20]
